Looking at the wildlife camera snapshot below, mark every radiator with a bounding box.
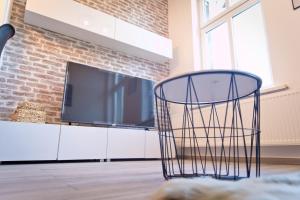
[259,90,300,145]
[169,90,300,146]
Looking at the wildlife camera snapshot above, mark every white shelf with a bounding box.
[0,121,161,161]
[106,128,146,159]
[57,125,107,160]
[0,121,60,161]
[24,0,172,63]
[145,130,161,158]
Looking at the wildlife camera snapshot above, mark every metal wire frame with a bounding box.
[155,71,261,180]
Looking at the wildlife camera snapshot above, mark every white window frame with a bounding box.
[199,0,268,71]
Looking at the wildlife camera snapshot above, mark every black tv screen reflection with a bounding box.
[61,62,155,128]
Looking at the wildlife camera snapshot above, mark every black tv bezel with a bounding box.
[60,62,156,129]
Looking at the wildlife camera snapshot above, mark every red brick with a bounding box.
[0,0,170,124]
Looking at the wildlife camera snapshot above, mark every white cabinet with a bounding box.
[58,125,107,160]
[115,19,173,62]
[25,0,116,47]
[24,0,172,63]
[107,128,145,159]
[0,121,60,161]
[145,131,161,159]
[0,120,160,161]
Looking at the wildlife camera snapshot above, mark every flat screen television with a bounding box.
[61,62,155,128]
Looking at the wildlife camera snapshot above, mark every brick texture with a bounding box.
[0,0,169,124]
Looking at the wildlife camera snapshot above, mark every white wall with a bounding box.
[0,0,12,67]
[0,0,13,24]
[167,0,300,159]
[168,0,300,91]
[168,0,201,77]
[261,0,300,91]
[0,0,5,24]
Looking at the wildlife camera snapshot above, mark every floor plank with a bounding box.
[0,161,299,200]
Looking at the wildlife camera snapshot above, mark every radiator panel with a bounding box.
[170,90,300,146]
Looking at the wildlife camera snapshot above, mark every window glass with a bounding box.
[205,23,232,69]
[203,0,226,21]
[232,3,273,86]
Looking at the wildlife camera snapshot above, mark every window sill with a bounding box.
[261,84,289,96]
[191,84,289,110]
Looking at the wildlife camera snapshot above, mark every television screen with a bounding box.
[61,62,155,128]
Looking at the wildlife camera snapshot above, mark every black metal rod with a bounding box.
[155,71,261,180]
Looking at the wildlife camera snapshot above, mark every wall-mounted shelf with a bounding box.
[24,0,173,63]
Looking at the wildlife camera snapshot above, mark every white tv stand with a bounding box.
[0,121,161,162]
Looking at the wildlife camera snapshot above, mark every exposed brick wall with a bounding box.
[73,0,168,37]
[0,0,169,124]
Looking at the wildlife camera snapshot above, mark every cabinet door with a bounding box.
[107,128,145,159]
[0,121,60,161]
[145,131,161,158]
[58,125,107,160]
[115,19,173,59]
[25,0,115,39]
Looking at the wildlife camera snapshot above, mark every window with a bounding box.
[200,0,273,87]
[230,0,242,5]
[205,22,232,69]
[203,0,226,21]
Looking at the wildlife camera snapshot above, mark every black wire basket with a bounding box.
[154,70,262,180]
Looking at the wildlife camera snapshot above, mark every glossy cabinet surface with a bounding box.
[25,0,172,63]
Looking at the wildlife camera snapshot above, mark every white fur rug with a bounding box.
[152,173,300,200]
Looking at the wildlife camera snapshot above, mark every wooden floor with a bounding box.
[0,161,300,200]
